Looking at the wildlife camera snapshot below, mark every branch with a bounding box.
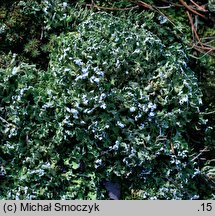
[179,0,207,19]
[199,110,215,115]
[186,11,204,48]
[191,147,209,162]
[190,0,208,12]
[136,1,153,10]
[193,45,215,51]
[161,0,183,7]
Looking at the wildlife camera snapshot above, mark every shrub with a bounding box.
[0,12,207,199]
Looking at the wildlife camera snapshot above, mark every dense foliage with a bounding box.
[0,0,214,199]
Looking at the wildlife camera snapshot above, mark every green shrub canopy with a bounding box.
[0,12,203,199]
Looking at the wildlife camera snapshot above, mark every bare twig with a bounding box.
[194,45,215,51]
[186,11,204,48]
[190,46,215,57]
[193,49,214,58]
[190,0,207,12]
[155,135,167,143]
[199,110,215,115]
[136,1,153,10]
[154,5,173,9]
[201,37,215,41]
[170,141,175,154]
[201,37,215,46]
[179,0,207,19]
[161,0,183,7]
[40,26,44,41]
[191,147,209,162]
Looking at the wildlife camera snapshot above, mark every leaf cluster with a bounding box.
[1,11,212,199]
